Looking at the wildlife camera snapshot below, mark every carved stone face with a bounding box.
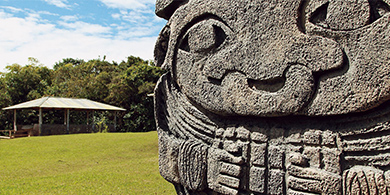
[155,1,390,194]
[155,0,390,117]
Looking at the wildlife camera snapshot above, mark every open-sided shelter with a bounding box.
[2,97,126,137]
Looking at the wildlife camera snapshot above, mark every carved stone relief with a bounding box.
[154,0,390,194]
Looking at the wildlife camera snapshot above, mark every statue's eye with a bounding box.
[310,0,390,31]
[179,18,229,53]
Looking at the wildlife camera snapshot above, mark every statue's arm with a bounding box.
[157,129,208,191]
[157,128,244,194]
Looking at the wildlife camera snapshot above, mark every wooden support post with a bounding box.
[13,109,17,131]
[114,111,117,132]
[66,109,70,134]
[87,111,89,125]
[86,111,90,132]
[39,108,42,136]
[64,110,67,125]
[92,111,95,132]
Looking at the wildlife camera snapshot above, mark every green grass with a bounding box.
[0,132,175,194]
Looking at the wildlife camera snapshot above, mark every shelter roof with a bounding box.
[2,97,126,111]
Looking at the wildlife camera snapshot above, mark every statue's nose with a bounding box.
[202,34,344,81]
[284,34,344,73]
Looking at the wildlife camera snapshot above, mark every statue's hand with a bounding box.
[207,147,244,195]
[287,153,342,195]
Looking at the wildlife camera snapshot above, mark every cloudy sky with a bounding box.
[0,0,167,71]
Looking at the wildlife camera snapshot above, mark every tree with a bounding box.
[0,58,52,130]
[53,58,84,70]
[0,74,12,130]
[107,57,165,132]
[4,58,52,104]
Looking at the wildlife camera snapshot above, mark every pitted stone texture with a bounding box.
[154,0,390,194]
[154,0,390,117]
[343,166,387,195]
[304,0,390,115]
[325,0,371,30]
[155,0,187,20]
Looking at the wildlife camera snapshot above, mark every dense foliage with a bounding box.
[0,56,164,132]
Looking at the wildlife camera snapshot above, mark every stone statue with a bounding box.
[153,0,390,194]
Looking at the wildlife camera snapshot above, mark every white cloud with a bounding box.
[43,0,71,9]
[111,13,121,20]
[99,0,155,10]
[0,10,13,18]
[109,8,164,40]
[0,6,23,13]
[58,21,112,35]
[60,15,78,22]
[0,9,158,71]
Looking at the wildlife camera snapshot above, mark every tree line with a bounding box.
[0,56,165,132]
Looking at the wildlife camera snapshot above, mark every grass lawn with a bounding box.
[0,131,175,194]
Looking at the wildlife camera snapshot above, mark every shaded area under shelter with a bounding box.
[1,97,126,138]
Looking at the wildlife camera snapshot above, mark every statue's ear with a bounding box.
[155,0,188,20]
[154,25,170,68]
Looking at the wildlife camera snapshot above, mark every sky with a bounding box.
[0,0,167,71]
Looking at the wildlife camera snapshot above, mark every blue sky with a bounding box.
[0,0,166,71]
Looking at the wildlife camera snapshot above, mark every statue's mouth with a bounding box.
[207,71,286,93]
[248,77,285,93]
